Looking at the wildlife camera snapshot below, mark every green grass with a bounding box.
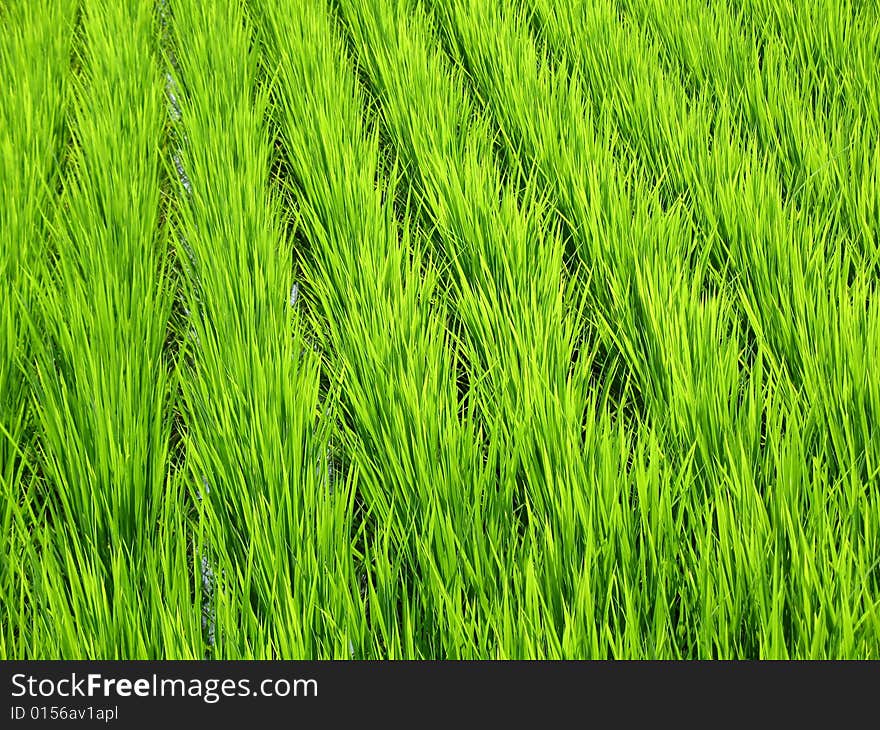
[0,0,878,659]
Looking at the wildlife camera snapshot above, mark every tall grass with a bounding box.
[1,0,877,658]
[336,0,634,656]
[615,0,879,272]
[167,0,358,658]
[254,0,496,657]
[6,0,194,658]
[0,0,78,658]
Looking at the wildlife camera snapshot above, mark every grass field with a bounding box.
[1,0,878,659]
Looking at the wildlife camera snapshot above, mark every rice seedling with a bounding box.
[253,0,502,658]
[615,0,879,273]
[0,0,78,658]
[336,0,639,656]
[6,0,196,658]
[0,0,877,659]
[166,0,364,659]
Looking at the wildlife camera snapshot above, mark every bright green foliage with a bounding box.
[0,0,78,657]
[3,0,196,657]
[168,0,358,658]
[1,0,878,658]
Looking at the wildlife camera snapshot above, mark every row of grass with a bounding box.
[255,0,490,657]
[5,0,194,656]
[167,0,344,658]
[337,0,629,656]
[527,0,879,654]
[0,0,78,656]
[430,0,739,457]
[1,0,877,658]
